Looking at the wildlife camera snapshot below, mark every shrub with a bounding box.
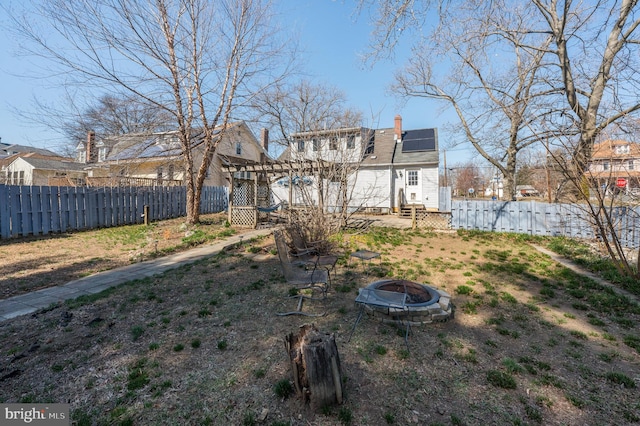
[605,372,636,388]
[487,370,517,389]
[274,379,293,398]
[455,285,473,295]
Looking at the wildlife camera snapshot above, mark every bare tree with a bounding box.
[253,80,363,155]
[454,163,482,198]
[390,1,558,200]
[532,0,640,175]
[9,0,288,224]
[63,94,173,148]
[359,0,640,278]
[254,80,367,236]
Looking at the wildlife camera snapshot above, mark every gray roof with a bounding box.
[361,128,396,166]
[106,134,183,161]
[18,157,87,172]
[1,144,60,157]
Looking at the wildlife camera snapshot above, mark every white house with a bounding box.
[274,115,440,213]
[4,156,87,186]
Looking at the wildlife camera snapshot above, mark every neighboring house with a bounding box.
[3,156,87,186]
[275,115,439,213]
[586,140,640,194]
[77,122,268,187]
[1,149,79,186]
[0,143,60,159]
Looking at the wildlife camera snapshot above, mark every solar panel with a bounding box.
[401,129,436,152]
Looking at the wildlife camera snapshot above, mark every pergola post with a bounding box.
[253,172,259,228]
[228,173,234,225]
[288,169,293,223]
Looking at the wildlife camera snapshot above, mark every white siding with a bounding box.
[349,167,392,209]
[422,166,439,210]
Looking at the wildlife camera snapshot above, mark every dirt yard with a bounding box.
[0,213,250,299]
[0,223,639,425]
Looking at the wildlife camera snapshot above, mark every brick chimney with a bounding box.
[394,114,402,142]
[86,131,96,163]
[260,128,269,154]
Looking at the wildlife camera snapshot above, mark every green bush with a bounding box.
[487,370,517,389]
[274,379,293,399]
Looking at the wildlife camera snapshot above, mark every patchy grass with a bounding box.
[0,227,638,425]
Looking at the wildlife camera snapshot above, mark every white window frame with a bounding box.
[407,170,419,186]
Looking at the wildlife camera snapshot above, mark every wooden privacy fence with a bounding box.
[0,185,228,239]
[450,199,640,249]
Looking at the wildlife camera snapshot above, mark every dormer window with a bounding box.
[364,138,375,155]
[347,135,355,149]
[297,140,305,152]
[312,138,319,151]
[615,144,630,154]
[98,147,108,162]
[329,137,338,150]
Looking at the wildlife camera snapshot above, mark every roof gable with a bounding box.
[591,140,640,159]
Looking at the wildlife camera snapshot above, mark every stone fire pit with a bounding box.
[355,279,453,326]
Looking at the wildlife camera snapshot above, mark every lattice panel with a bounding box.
[257,183,271,222]
[232,180,255,206]
[231,206,256,227]
[416,212,451,229]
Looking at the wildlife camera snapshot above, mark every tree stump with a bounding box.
[284,324,343,411]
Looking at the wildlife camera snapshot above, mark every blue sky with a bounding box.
[0,0,471,164]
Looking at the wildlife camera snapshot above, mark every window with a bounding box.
[347,135,355,149]
[364,139,374,155]
[157,166,163,181]
[297,140,305,152]
[629,160,635,171]
[407,170,418,186]
[329,137,338,150]
[236,142,242,155]
[168,164,174,180]
[312,138,319,151]
[603,161,610,171]
[12,171,25,185]
[615,145,630,154]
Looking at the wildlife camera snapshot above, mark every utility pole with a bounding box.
[443,149,448,188]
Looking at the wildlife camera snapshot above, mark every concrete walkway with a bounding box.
[0,228,275,322]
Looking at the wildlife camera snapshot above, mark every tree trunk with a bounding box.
[284,324,343,411]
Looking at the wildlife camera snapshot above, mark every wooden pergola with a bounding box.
[221,158,328,228]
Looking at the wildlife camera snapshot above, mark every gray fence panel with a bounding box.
[11,187,23,236]
[0,186,9,238]
[0,185,228,238]
[451,199,640,248]
[49,186,60,232]
[41,186,52,235]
